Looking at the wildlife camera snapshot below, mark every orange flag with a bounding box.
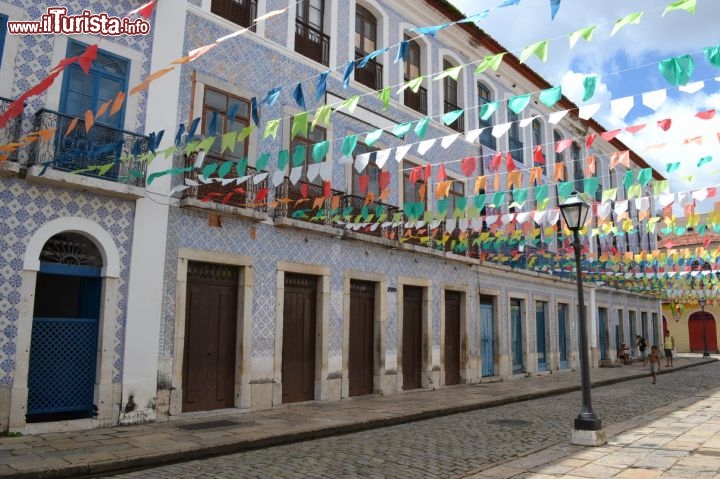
[84,110,94,132]
[474,176,487,194]
[110,91,126,116]
[65,117,78,136]
[507,170,522,189]
[529,167,542,185]
[553,161,565,181]
[435,181,451,199]
[130,66,175,95]
[586,155,596,176]
[96,100,111,119]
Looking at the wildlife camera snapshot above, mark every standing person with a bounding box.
[649,345,661,384]
[636,335,648,366]
[664,330,675,368]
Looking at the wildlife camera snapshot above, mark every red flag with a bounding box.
[323,181,331,198]
[506,151,515,172]
[555,138,572,153]
[696,109,716,120]
[300,183,309,198]
[656,118,672,131]
[138,0,157,19]
[461,156,476,177]
[626,123,646,134]
[358,175,369,193]
[436,163,446,181]
[424,163,431,180]
[585,133,596,148]
[76,44,98,75]
[600,129,621,141]
[379,171,391,190]
[409,165,422,184]
[533,145,545,164]
[490,151,502,171]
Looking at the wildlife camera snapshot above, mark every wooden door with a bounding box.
[536,302,547,371]
[349,280,375,397]
[444,291,461,385]
[689,312,718,353]
[183,262,239,412]
[402,286,423,390]
[598,307,608,360]
[558,303,569,369]
[282,273,317,403]
[480,299,494,377]
[511,299,524,374]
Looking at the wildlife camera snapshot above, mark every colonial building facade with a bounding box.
[0,0,662,434]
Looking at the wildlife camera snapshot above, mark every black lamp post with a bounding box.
[559,192,604,440]
[698,297,710,357]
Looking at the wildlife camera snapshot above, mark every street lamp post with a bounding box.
[559,192,606,446]
[698,297,710,357]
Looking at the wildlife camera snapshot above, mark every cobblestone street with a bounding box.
[106,362,720,478]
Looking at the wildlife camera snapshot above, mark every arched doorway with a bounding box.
[26,233,103,423]
[688,311,718,354]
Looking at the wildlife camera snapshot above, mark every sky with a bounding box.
[448,0,720,211]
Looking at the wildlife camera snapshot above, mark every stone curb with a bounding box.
[8,358,716,479]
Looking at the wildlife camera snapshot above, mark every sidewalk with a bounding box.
[466,365,720,478]
[0,357,715,479]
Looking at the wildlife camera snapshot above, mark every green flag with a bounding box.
[519,40,549,64]
[666,162,680,173]
[659,55,695,86]
[627,184,642,199]
[255,152,270,170]
[311,141,329,163]
[292,144,306,167]
[392,122,413,138]
[557,181,574,202]
[340,95,360,113]
[311,105,332,130]
[637,168,652,186]
[508,93,531,114]
[654,179,669,194]
[473,194,486,211]
[277,149,289,170]
[479,101,498,121]
[611,12,643,37]
[623,170,635,190]
[538,86,562,107]
[697,156,713,167]
[415,118,430,139]
[341,134,358,157]
[601,188,617,203]
[582,76,598,101]
[442,109,464,126]
[535,184,548,204]
[583,177,599,198]
[569,25,596,48]
[263,120,280,140]
[378,86,391,111]
[475,53,506,73]
[290,112,308,140]
[662,0,696,16]
[704,46,720,67]
[365,128,384,147]
[491,191,505,207]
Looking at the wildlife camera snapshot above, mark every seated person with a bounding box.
[617,344,630,365]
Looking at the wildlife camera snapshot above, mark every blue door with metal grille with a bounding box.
[27,263,101,422]
[511,299,524,374]
[598,307,608,361]
[558,303,569,369]
[536,302,547,372]
[480,301,494,377]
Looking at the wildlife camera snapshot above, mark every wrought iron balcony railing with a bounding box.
[274,177,343,224]
[340,194,399,238]
[32,109,148,187]
[354,51,383,90]
[183,157,267,212]
[403,78,427,115]
[0,97,22,162]
[443,100,464,133]
[295,19,330,66]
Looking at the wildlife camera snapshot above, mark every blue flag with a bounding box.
[316,70,330,101]
[293,82,306,110]
[394,40,408,64]
[342,60,355,89]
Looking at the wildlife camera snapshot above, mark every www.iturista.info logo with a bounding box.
[7,7,151,36]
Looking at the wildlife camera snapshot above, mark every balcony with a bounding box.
[443,100,464,133]
[295,19,330,66]
[403,78,427,115]
[274,177,343,223]
[354,51,383,90]
[0,97,22,162]
[341,194,399,238]
[32,109,148,187]
[211,0,257,29]
[183,159,268,213]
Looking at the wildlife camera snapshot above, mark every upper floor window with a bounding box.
[60,40,129,128]
[507,110,523,164]
[532,118,544,175]
[352,143,380,197]
[477,82,496,151]
[443,59,463,132]
[203,87,250,164]
[447,180,465,214]
[354,5,382,90]
[403,35,426,115]
[0,14,7,67]
[572,141,582,192]
[553,129,564,168]
[295,0,329,66]
[292,124,326,185]
[403,160,427,207]
[211,0,257,29]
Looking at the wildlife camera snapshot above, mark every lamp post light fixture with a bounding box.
[559,192,606,446]
[698,296,710,358]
